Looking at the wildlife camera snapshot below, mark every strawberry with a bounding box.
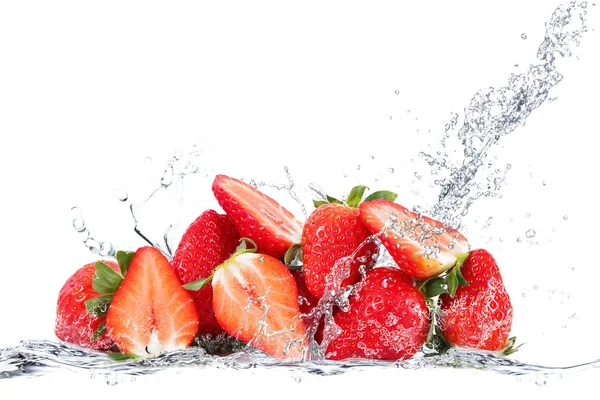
[106,247,199,356]
[185,239,308,361]
[437,249,513,352]
[301,185,397,299]
[359,199,470,281]
[325,266,430,360]
[171,209,240,336]
[55,260,121,351]
[291,269,319,317]
[212,174,303,260]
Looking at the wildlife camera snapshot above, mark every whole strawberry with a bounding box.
[438,249,513,352]
[171,209,240,336]
[55,260,120,351]
[212,174,303,260]
[326,266,430,360]
[302,185,396,299]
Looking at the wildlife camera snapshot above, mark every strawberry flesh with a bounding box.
[212,252,308,361]
[212,174,303,259]
[106,247,199,356]
[359,199,469,280]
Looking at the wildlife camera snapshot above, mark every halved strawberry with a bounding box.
[359,199,470,280]
[185,239,308,361]
[212,174,303,259]
[106,247,199,356]
[171,209,240,336]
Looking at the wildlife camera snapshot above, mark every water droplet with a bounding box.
[525,212,531,218]
[388,168,394,174]
[516,237,522,243]
[581,1,588,8]
[394,89,400,95]
[525,229,536,238]
[357,165,361,170]
[370,155,375,160]
[72,218,86,233]
[114,189,128,202]
[563,215,569,220]
[144,157,153,166]
[294,376,302,383]
[521,33,528,40]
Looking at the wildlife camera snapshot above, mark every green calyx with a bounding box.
[419,252,469,298]
[183,237,258,291]
[500,336,522,356]
[84,250,135,342]
[312,184,398,209]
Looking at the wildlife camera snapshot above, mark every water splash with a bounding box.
[2,340,599,383]
[422,0,591,230]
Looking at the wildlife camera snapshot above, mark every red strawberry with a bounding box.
[186,239,308,361]
[325,266,430,360]
[438,249,513,352]
[302,186,396,299]
[291,269,319,317]
[359,199,470,281]
[212,174,303,259]
[171,210,240,336]
[55,260,120,350]
[106,247,199,356]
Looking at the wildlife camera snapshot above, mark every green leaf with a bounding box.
[107,352,141,361]
[455,264,469,287]
[235,237,258,254]
[326,195,342,204]
[364,190,398,203]
[346,185,368,208]
[447,268,459,298]
[85,294,113,317]
[183,276,213,291]
[90,320,107,342]
[93,262,124,294]
[312,200,328,208]
[422,277,448,298]
[500,337,522,356]
[116,250,135,277]
[284,243,303,268]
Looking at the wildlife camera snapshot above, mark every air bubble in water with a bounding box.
[525,229,536,238]
[114,189,128,202]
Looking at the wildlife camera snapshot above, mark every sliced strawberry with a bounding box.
[186,239,308,361]
[55,260,120,351]
[171,210,240,336]
[106,247,199,356]
[212,174,303,259]
[359,199,470,280]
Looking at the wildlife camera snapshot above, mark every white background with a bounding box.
[1,0,599,398]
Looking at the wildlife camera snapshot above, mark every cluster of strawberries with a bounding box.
[55,174,514,361]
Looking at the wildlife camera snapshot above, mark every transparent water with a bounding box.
[1,0,598,389]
